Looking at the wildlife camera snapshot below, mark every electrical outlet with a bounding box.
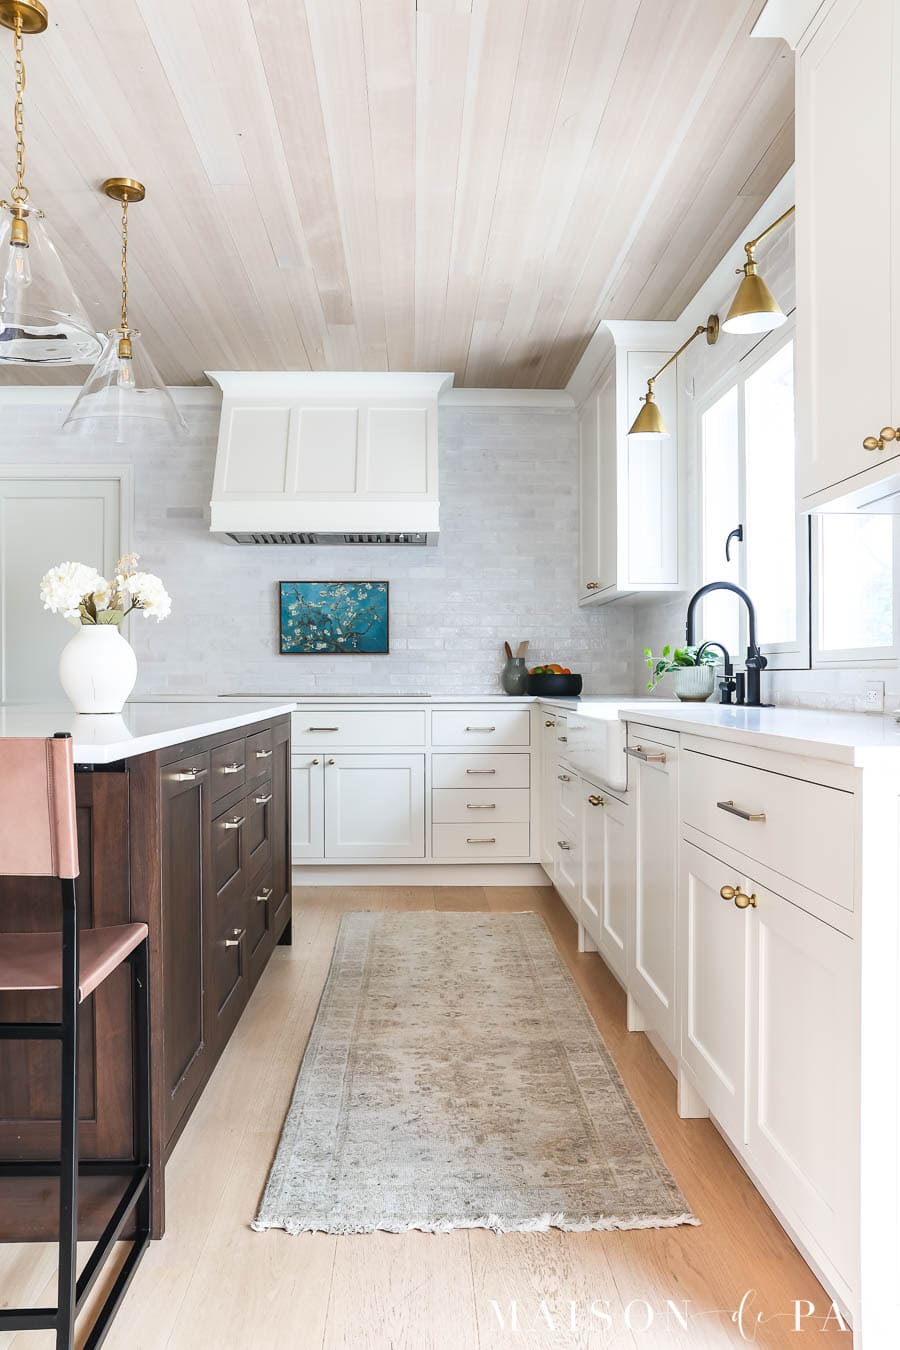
[864,681,885,712]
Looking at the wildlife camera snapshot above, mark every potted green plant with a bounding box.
[644,644,718,702]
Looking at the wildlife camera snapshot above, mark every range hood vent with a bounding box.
[206,372,452,544]
[226,531,429,546]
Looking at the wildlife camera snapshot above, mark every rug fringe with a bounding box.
[251,1211,700,1236]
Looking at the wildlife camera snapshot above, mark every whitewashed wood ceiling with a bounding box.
[0,0,793,388]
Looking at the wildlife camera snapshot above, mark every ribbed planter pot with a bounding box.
[673,665,716,702]
[58,624,137,714]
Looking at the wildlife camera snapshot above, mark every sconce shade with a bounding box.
[63,329,187,443]
[0,205,102,364]
[628,392,669,439]
[722,269,787,335]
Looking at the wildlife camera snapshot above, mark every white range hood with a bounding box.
[206,371,453,544]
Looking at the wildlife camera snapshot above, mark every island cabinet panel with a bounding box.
[160,752,212,1150]
[0,712,292,1241]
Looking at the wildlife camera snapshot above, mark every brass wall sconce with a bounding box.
[628,314,720,439]
[723,205,795,334]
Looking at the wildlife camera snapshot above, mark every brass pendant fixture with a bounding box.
[628,315,720,440]
[0,0,102,364]
[63,178,187,441]
[723,205,795,335]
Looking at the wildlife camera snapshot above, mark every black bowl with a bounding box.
[526,672,583,697]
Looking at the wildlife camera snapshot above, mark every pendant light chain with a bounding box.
[11,16,28,202]
[120,196,129,332]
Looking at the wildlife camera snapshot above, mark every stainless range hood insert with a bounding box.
[224,530,429,546]
[207,372,452,545]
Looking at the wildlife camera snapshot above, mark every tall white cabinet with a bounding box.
[765,0,900,511]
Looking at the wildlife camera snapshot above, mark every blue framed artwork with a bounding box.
[279,581,390,655]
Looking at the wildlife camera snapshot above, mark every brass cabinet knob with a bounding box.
[585,581,601,590]
[544,720,556,727]
[587,794,605,806]
[720,883,757,909]
[863,426,900,451]
[311,758,320,765]
[326,757,335,766]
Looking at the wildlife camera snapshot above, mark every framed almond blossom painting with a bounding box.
[278,581,390,655]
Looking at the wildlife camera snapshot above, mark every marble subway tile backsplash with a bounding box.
[0,394,634,699]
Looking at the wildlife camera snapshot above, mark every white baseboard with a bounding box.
[292,863,551,887]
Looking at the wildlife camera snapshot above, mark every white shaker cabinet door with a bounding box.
[679,842,752,1146]
[748,881,857,1285]
[629,735,679,1054]
[582,787,632,985]
[291,754,325,862]
[325,754,425,859]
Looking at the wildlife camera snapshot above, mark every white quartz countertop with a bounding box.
[604,701,900,766]
[0,701,297,764]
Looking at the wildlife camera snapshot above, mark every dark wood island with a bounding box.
[0,702,294,1239]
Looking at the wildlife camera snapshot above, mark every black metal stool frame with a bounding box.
[0,874,152,1350]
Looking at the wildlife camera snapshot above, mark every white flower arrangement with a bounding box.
[40,553,172,625]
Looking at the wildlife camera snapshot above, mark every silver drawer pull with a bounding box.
[557,773,571,782]
[308,726,339,732]
[222,761,245,774]
[717,799,766,823]
[466,768,496,775]
[255,792,273,805]
[255,748,273,759]
[255,887,273,904]
[173,766,206,781]
[466,837,496,844]
[466,725,496,732]
[557,840,572,850]
[466,802,496,809]
[223,927,244,948]
[223,815,245,829]
[624,745,667,763]
[558,735,568,743]
[587,794,605,807]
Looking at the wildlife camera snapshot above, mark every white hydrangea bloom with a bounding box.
[39,562,106,620]
[126,571,172,621]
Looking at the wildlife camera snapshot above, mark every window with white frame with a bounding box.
[698,332,808,670]
[698,327,896,671]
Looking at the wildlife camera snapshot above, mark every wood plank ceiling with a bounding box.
[0,0,793,388]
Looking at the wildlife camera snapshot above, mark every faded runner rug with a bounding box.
[253,911,697,1235]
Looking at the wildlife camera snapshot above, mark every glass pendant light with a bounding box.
[0,1,101,364]
[63,178,187,442]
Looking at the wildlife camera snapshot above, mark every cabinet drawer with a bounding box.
[432,753,531,789]
[432,787,530,823]
[431,709,530,747]
[682,750,854,911]
[211,738,246,801]
[432,823,530,858]
[245,727,273,783]
[292,709,425,747]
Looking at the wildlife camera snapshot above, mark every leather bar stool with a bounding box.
[0,733,151,1350]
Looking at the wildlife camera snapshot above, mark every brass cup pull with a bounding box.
[255,748,273,759]
[863,426,900,451]
[587,794,605,807]
[222,761,245,774]
[224,927,245,947]
[720,884,758,909]
[223,815,245,830]
[255,792,273,805]
[585,581,601,590]
[255,887,273,904]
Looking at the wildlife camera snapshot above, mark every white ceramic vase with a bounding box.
[673,664,716,702]
[58,624,137,714]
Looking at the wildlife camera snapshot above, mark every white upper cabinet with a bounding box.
[786,0,900,509]
[577,324,680,604]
